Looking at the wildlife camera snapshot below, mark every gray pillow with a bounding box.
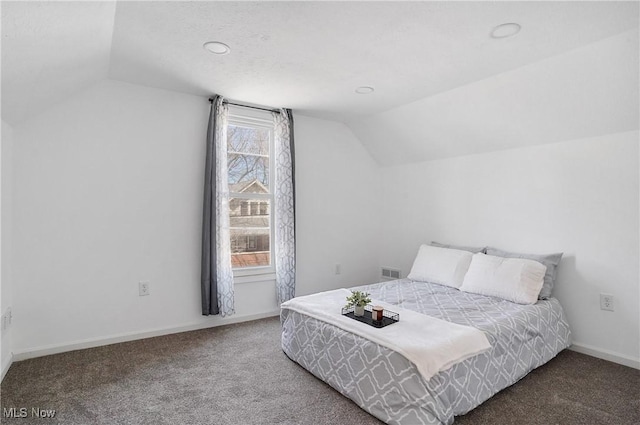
[430,241,486,254]
[485,247,563,299]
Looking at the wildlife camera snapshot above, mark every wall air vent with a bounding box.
[381,267,401,280]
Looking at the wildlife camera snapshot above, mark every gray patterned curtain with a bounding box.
[273,109,296,303]
[201,96,235,316]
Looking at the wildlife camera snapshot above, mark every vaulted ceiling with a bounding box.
[2,1,638,165]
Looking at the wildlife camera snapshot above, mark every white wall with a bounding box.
[9,75,636,369]
[379,131,639,365]
[10,80,381,356]
[1,119,14,377]
[294,115,381,295]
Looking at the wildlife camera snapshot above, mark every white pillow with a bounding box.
[407,244,473,288]
[460,253,547,304]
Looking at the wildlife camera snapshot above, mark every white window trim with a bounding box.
[228,106,276,282]
[233,270,276,283]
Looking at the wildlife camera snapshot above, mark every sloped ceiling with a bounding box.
[350,28,639,165]
[1,1,116,126]
[2,1,638,164]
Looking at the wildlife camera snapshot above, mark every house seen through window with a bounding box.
[227,110,274,270]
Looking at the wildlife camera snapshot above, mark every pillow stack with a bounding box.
[407,242,562,305]
[407,244,473,289]
[485,248,562,300]
[459,254,546,304]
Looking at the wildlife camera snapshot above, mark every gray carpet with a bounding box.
[1,316,638,425]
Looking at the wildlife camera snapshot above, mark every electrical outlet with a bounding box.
[600,294,614,311]
[139,281,150,296]
[0,308,11,331]
[1,308,11,332]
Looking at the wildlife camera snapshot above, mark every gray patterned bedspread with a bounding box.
[280,279,571,425]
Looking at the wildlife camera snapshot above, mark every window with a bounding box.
[227,107,274,273]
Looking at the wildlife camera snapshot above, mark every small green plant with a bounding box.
[344,291,372,308]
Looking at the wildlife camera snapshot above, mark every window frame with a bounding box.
[227,106,276,280]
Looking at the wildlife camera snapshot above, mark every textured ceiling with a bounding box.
[1,1,639,164]
[109,1,639,122]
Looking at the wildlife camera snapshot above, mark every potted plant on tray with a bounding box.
[345,291,371,317]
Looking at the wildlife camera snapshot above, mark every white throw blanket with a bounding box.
[281,288,491,382]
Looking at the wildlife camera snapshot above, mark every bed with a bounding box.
[280,277,571,425]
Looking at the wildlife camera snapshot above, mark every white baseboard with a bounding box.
[1,352,13,382]
[13,310,280,362]
[569,342,640,370]
[12,314,637,371]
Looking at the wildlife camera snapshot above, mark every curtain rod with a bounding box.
[209,98,280,113]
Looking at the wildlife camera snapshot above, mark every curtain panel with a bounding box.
[273,109,296,303]
[201,96,235,317]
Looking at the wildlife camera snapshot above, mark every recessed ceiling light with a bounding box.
[490,23,521,39]
[203,41,231,55]
[355,86,374,94]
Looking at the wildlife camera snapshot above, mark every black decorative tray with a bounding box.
[341,305,399,328]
